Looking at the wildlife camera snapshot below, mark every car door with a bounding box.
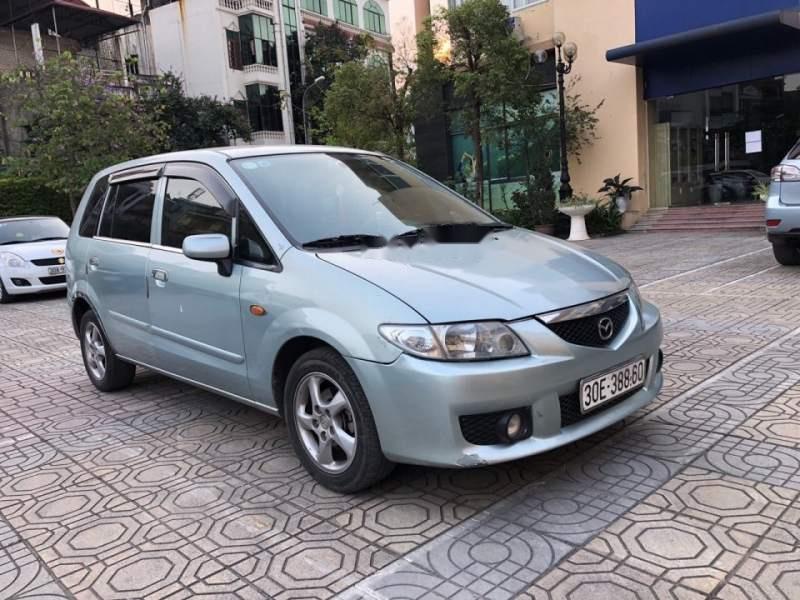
[147,163,249,397]
[89,167,161,364]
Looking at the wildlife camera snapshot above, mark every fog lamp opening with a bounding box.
[496,410,530,443]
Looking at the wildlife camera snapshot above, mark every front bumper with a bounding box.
[1,267,67,296]
[350,300,663,467]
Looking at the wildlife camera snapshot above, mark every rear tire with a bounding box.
[773,243,800,266]
[79,310,136,392]
[284,347,394,493]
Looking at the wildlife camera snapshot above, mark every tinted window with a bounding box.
[161,178,231,249]
[0,218,69,246]
[237,205,276,266]
[98,180,156,243]
[79,176,109,237]
[231,153,496,245]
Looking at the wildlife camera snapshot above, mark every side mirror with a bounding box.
[182,234,233,276]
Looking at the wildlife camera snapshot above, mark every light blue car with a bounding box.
[766,141,800,265]
[66,147,663,492]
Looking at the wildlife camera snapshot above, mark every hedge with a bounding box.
[0,177,73,223]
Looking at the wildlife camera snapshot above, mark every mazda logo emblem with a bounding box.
[598,317,614,341]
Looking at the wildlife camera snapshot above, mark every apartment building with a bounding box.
[147,0,390,145]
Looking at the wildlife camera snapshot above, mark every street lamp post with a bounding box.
[302,75,326,145]
[552,32,578,201]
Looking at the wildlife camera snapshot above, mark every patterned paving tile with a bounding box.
[641,467,797,536]
[731,388,800,449]
[5,232,800,599]
[715,536,800,600]
[523,549,705,600]
[605,420,723,465]
[694,436,800,492]
[585,503,759,594]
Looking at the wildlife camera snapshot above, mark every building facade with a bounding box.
[147,0,390,145]
[415,0,800,227]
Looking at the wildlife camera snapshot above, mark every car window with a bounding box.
[231,153,497,245]
[237,204,276,266]
[78,176,109,237]
[788,141,800,160]
[161,178,232,249]
[0,218,69,246]
[98,180,157,243]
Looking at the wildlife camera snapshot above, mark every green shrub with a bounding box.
[585,200,623,236]
[0,177,72,223]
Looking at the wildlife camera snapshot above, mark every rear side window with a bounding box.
[98,180,157,243]
[78,176,109,237]
[788,141,800,160]
[161,178,232,249]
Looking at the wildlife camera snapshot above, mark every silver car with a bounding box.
[66,147,663,492]
[1,216,69,303]
[767,141,800,265]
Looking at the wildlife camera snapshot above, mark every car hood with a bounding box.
[1,240,67,262]
[318,228,630,322]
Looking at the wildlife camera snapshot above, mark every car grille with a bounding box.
[39,275,66,285]
[459,408,532,445]
[544,300,630,347]
[559,388,638,428]
[31,257,64,266]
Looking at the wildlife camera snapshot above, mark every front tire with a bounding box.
[284,347,394,493]
[79,311,136,392]
[773,243,800,266]
[0,280,12,304]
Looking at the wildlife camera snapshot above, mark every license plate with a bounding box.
[48,266,65,275]
[580,358,647,414]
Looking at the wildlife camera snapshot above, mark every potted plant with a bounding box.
[598,174,643,214]
[753,181,770,202]
[558,194,596,241]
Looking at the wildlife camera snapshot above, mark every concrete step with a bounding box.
[632,203,764,233]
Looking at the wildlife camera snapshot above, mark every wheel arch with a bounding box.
[271,336,338,418]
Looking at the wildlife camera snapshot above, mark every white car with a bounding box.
[0,216,69,303]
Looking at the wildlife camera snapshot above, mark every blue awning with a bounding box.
[607,9,800,98]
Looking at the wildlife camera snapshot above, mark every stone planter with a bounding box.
[558,204,594,241]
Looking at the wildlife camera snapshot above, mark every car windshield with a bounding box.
[0,218,69,245]
[231,153,498,246]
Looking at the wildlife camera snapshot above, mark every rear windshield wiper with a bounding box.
[390,222,513,246]
[302,234,387,250]
[29,236,68,242]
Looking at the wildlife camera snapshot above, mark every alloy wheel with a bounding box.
[84,322,107,380]
[293,372,357,473]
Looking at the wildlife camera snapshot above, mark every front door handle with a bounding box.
[152,269,168,287]
[88,257,99,271]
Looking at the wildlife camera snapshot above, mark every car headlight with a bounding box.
[0,252,29,269]
[379,321,529,361]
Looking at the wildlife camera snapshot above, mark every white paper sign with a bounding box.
[746,130,762,154]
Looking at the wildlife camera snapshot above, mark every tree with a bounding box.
[0,53,164,213]
[320,56,415,160]
[141,73,251,152]
[303,22,373,81]
[416,0,535,207]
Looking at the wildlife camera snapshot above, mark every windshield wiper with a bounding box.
[302,234,387,250]
[29,236,68,242]
[0,240,25,246]
[390,222,513,246]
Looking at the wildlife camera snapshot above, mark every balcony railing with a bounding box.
[218,0,274,12]
[243,63,278,75]
[250,130,286,144]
